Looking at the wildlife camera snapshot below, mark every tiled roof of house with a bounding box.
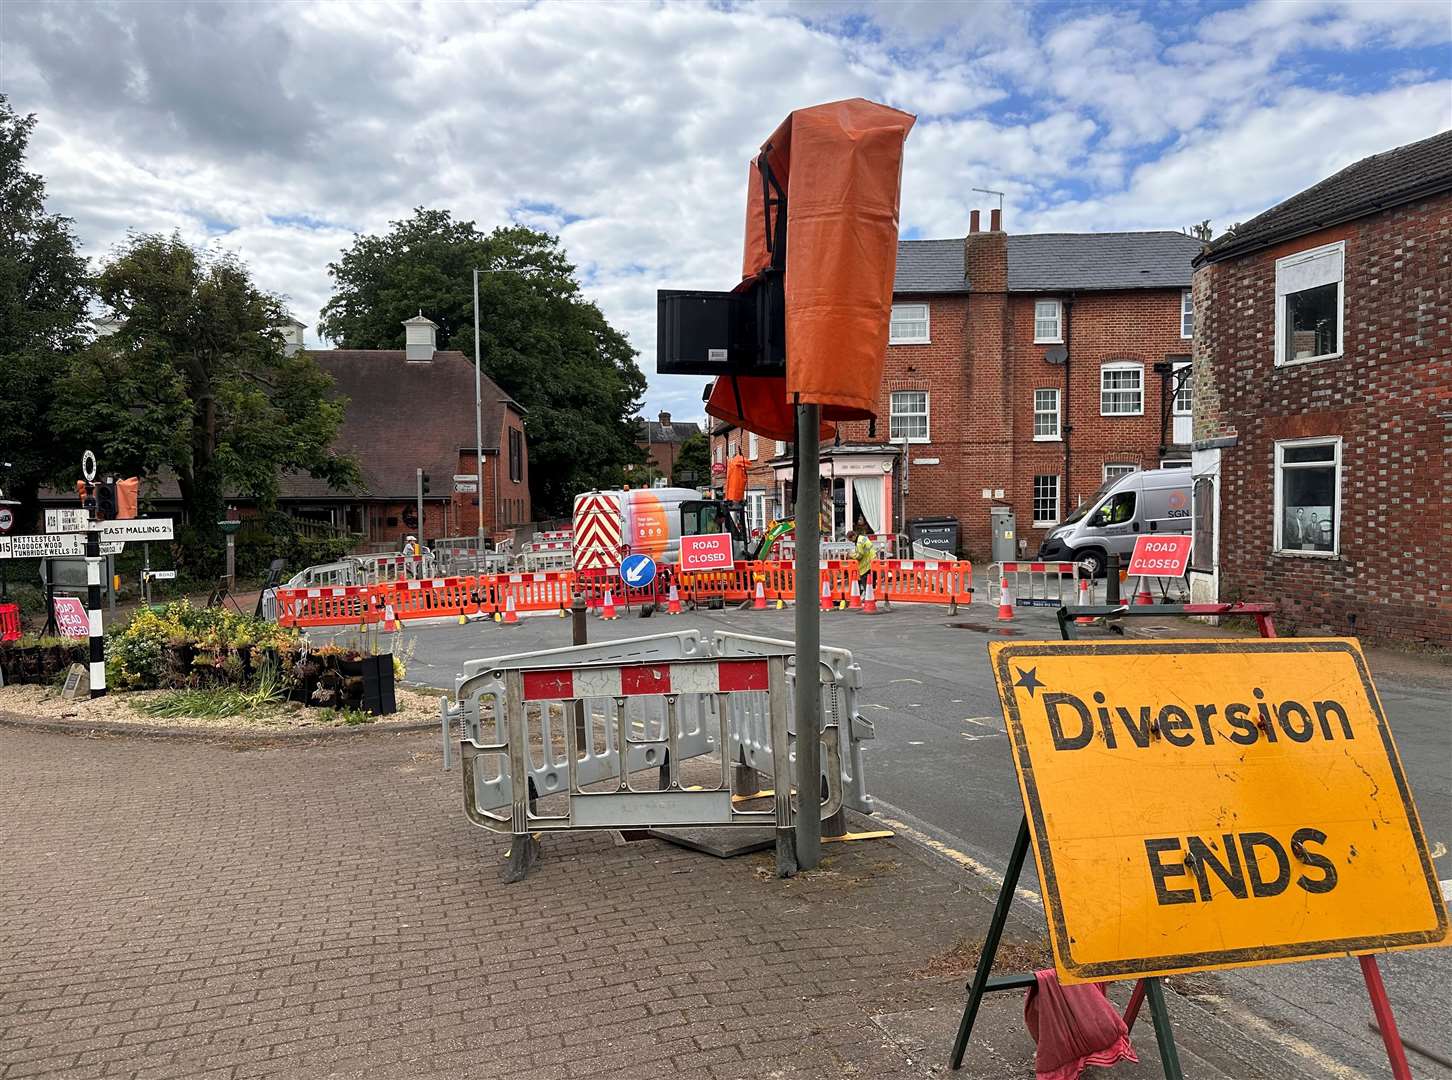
[1197,129,1452,265]
[264,350,519,501]
[893,238,969,293]
[1005,232,1201,291]
[639,419,701,443]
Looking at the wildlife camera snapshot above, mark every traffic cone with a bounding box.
[753,579,767,610]
[997,578,1015,622]
[1074,574,1095,625]
[862,580,878,614]
[1135,577,1154,606]
[666,584,682,615]
[383,603,398,633]
[849,580,862,609]
[820,579,833,611]
[601,589,618,620]
[503,593,520,625]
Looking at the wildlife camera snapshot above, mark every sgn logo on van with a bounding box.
[1166,489,1189,518]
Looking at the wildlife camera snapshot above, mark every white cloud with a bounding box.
[4,0,1449,424]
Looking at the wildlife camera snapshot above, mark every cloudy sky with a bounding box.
[5,0,1450,421]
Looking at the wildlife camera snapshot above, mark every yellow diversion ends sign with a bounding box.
[990,638,1449,984]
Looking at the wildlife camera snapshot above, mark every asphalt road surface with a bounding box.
[321,600,1452,1078]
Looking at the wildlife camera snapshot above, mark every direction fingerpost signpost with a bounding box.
[12,451,177,699]
[949,610,1447,1079]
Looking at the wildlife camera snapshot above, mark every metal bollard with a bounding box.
[1106,553,1121,606]
[571,594,588,748]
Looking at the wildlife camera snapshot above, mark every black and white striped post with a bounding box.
[85,523,106,698]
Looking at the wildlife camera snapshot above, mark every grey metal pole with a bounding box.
[571,593,588,747]
[793,403,822,870]
[415,466,425,562]
[473,268,486,576]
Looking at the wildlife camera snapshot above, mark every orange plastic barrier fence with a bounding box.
[276,559,974,628]
[0,602,20,642]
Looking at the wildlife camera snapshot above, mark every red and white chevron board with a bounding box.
[572,492,623,571]
[519,659,769,701]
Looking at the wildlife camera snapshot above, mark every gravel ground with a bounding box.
[0,683,444,730]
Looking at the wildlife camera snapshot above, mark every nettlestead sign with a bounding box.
[989,638,1448,984]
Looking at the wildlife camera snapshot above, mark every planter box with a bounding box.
[339,654,396,716]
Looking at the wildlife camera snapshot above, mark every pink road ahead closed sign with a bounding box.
[679,533,735,572]
[1126,535,1193,578]
[52,596,90,640]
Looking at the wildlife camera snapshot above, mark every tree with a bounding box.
[56,235,357,568]
[672,431,710,487]
[0,96,93,528]
[320,209,646,516]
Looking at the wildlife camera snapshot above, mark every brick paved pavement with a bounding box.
[0,725,1352,1079]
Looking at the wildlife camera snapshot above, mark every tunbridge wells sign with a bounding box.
[989,638,1448,984]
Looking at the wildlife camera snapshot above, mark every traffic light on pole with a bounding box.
[421,472,431,495]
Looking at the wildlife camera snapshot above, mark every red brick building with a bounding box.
[706,214,1200,556]
[1188,130,1452,645]
[634,411,702,484]
[291,315,530,545]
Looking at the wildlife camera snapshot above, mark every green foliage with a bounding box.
[672,431,710,487]
[131,665,285,719]
[0,96,94,527]
[106,599,300,690]
[53,235,359,573]
[319,209,646,516]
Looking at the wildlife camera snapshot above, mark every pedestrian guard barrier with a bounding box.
[0,602,20,642]
[274,558,974,629]
[987,561,1097,608]
[440,631,872,852]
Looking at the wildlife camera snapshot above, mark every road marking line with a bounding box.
[963,716,996,726]
[1194,994,1365,1079]
[1442,878,1451,901]
[907,741,924,746]
[875,813,1041,906]
[890,678,923,684]
[862,703,890,711]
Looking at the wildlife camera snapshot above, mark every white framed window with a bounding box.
[1180,289,1194,339]
[1275,241,1344,365]
[889,303,930,344]
[748,432,758,459]
[1032,475,1060,526]
[1103,462,1138,482]
[1161,458,1191,468]
[889,390,929,442]
[1033,388,1060,440]
[745,489,767,532]
[714,442,723,464]
[1034,299,1062,343]
[1172,361,1191,416]
[1100,362,1144,416]
[774,440,786,456]
[1274,437,1341,556]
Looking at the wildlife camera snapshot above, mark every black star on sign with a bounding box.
[1014,666,1045,697]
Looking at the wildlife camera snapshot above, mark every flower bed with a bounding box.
[0,637,88,686]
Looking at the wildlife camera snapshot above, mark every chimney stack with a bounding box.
[970,209,980,234]
[990,207,1002,232]
[402,311,438,362]
[658,410,672,427]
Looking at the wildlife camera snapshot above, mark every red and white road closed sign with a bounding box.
[679,533,735,572]
[1126,535,1193,578]
[52,596,90,640]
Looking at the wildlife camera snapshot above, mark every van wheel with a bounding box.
[1075,549,1107,578]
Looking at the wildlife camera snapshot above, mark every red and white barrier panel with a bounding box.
[519,658,769,701]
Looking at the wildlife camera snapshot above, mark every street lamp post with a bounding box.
[472,268,486,575]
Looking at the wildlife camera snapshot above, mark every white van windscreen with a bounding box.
[1061,477,1120,526]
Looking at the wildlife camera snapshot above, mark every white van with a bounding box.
[1037,468,1192,577]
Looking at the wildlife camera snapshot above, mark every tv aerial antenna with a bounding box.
[971,187,1005,212]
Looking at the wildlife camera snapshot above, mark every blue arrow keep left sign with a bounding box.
[619,553,657,589]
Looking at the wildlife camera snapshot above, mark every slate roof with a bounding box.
[1198,129,1452,265]
[1005,232,1201,291]
[638,419,701,444]
[893,238,969,293]
[894,232,1201,294]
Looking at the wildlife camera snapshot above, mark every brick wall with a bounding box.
[1195,193,1452,644]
